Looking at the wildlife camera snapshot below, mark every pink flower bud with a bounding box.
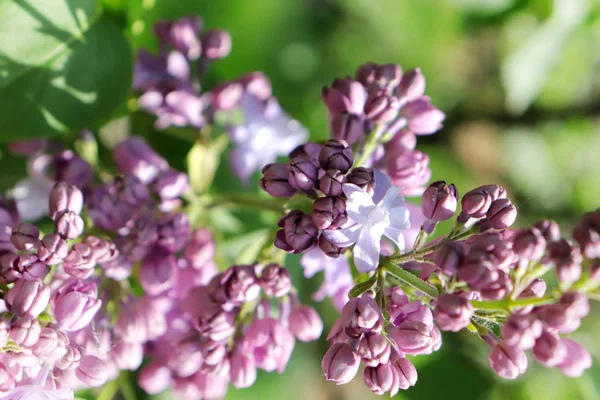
[532,328,566,367]
[259,263,292,298]
[9,317,41,346]
[48,181,83,220]
[461,185,506,218]
[202,29,232,59]
[433,294,473,332]
[502,314,542,350]
[230,347,257,389]
[558,339,592,377]
[321,343,361,385]
[37,234,69,265]
[434,241,464,275]
[487,198,517,229]
[386,149,431,197]
[62,243,95,279]
[364,363,396,395]
[11,223,39,251]
[357,332,391,367]
[209,265,260,305]
[398,68,426,101]
[76,355,108,387]
[288,305,323,342]
[548,239,583,286]
[245,318,295,373]
[488,341,527,380]
[401,98,445,135]
[138,362,171,395]
[53,280,102,331]
[0,365,15,391]
[139,251,176,296]
[5,278,50,318]
[330,113,365,145]
[56,346,82,370]
[513,228,546,261]
[573,210,600,259]
[391,357,418,391]
[113,136,169,184]
[54,211,84,240]
[341,296,383,338]
[31,327,68,362]
[388,321,434,355]
[421,181,458,221]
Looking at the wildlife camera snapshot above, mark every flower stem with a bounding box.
[354,126,382,167]
[205,193,285,213]
[380,258,438,299]
[471,295,556,311]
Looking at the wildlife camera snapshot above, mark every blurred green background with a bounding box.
[3,0,600,398]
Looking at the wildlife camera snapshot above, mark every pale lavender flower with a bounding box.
[323,172,410,272]
[228,95,308,183]
[300,248,352,310]
[0,365,74,399]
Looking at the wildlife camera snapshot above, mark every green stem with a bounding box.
[354,126,382,167]
[380,258,438,299]
[472,295,556,311]
[206,193,285,213]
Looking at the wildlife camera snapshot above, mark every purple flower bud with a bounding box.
[259,263,291,297]
[30,327,68,362]
[54,211,84,240]
[319,169,345,197]
[386,149,431,197]
[488,341,528,380]
[260,163,296,198]
[502,314,542,350]
[48,181,83,220]
[532,328,566,367]
[480,270,513,300]
[140,251,176,296]
[538,292,589,334]
[534,219,560,243]
[37,234,69,265]
[53,280,102,331]
[288,305,323,342]
[168,340,203,377]
[311,197,347,230]
[230,347,257,389]
[5,278,50,318]
[434,241,464,275]
[209,265,260,305]
[63,243,95,279]
[487,198,517,229]
[56,346,82,370]
[183,228,215,270]
[391,357,418,391]
[389,321,434,355]
[401,98,445,135]
[548,239,582,286]
[421,181,458,221]
[397,68,426,101]
[113,136,169,184]
[330,113,365,145]
[558,339,592,377]
[357,332,391,367]
[246,318,295,373]
[139,363,172,395]
[346,167,375,195]
[10,254,48,281]
[157,212,191,253]
[433,294,473,332]
[53,150,94,189]
[520,278,546,299]
[364,363,396,395]
[76,355,108,387]
[202,29,232,59]
[364,93,399,124]
[0,366,15,392]
[155,16,202,60]
[81,236,119,264]
[341,296,383,338]
[10,223,39,251]
[322,78,368,115]
[513,228,546,261]
[461,185,506,218]
[318,235,348,258]
[153,169,189,199]
[288,156,319,191]
[319,139,354,173]
[457,257,499,290]
[276,210,318,254]
[9,317,40,346]
[573,210,600,259]
[321,342,361,385]
[0,318,9,348]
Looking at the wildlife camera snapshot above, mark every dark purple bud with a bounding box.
[433,294,473,332]
[9,317,41,346]
[49,181,83,220]
[434,241,464,275]
[573,210,600,259]
[363,363,396,395]
[113,136,169,184]
[153,169,189,199]
[319,139,354,173]
[397,68,426,101]
[548,239,582,286]
[321,343,361,385]
[513,228,546,260]
[388,321,434,355]
[364,93,399,124]
[401,98,445,135]
[289,142,322,163]
[288,156,319,191]
[421,181,458,221]
[288,305,323,342]
[311,197,347,230]
[318,235,348,258]
[319,169,345,197]
[533,219,560,243]
[558,339,592,377]
[532,328,566,367]
[341,295,383,338]
[259,263,292,297]
[330,113,365,145]
[355,62,377,87]
[260,163,296,198]
[52,150,93,190]
[202,29,232,59]
[11,223,39,251]
[276,210,318,254]
[374,64,402,89]
[357,332,391,367]
[386,149,431,197]
[54,211,84,240]
[346,167,375,195]
[4,278,50,318]
[502,314,542,350]
[488,341,528,380]
[209,265,260,305]
[487,198,517,229]
[37,234,69,265]
[63,243,96,279]
[391,357,418,391]
[461,185,506,218]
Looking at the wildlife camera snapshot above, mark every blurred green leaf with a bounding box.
[0,0,132,139]
[187,135,228,193]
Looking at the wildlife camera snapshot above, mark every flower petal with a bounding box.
[353,227,383,273]
[384,226,406,253]
[378,187,404,212]
[372,170,393,204]
[343,184,374,224]
[389,205,411,230]
[322,224,361,247]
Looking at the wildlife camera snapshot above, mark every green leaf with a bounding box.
[187,135,229,194]
[348,273,378,298]
[0,0,132,139]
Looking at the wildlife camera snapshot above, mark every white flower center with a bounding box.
[366,207,389,228]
